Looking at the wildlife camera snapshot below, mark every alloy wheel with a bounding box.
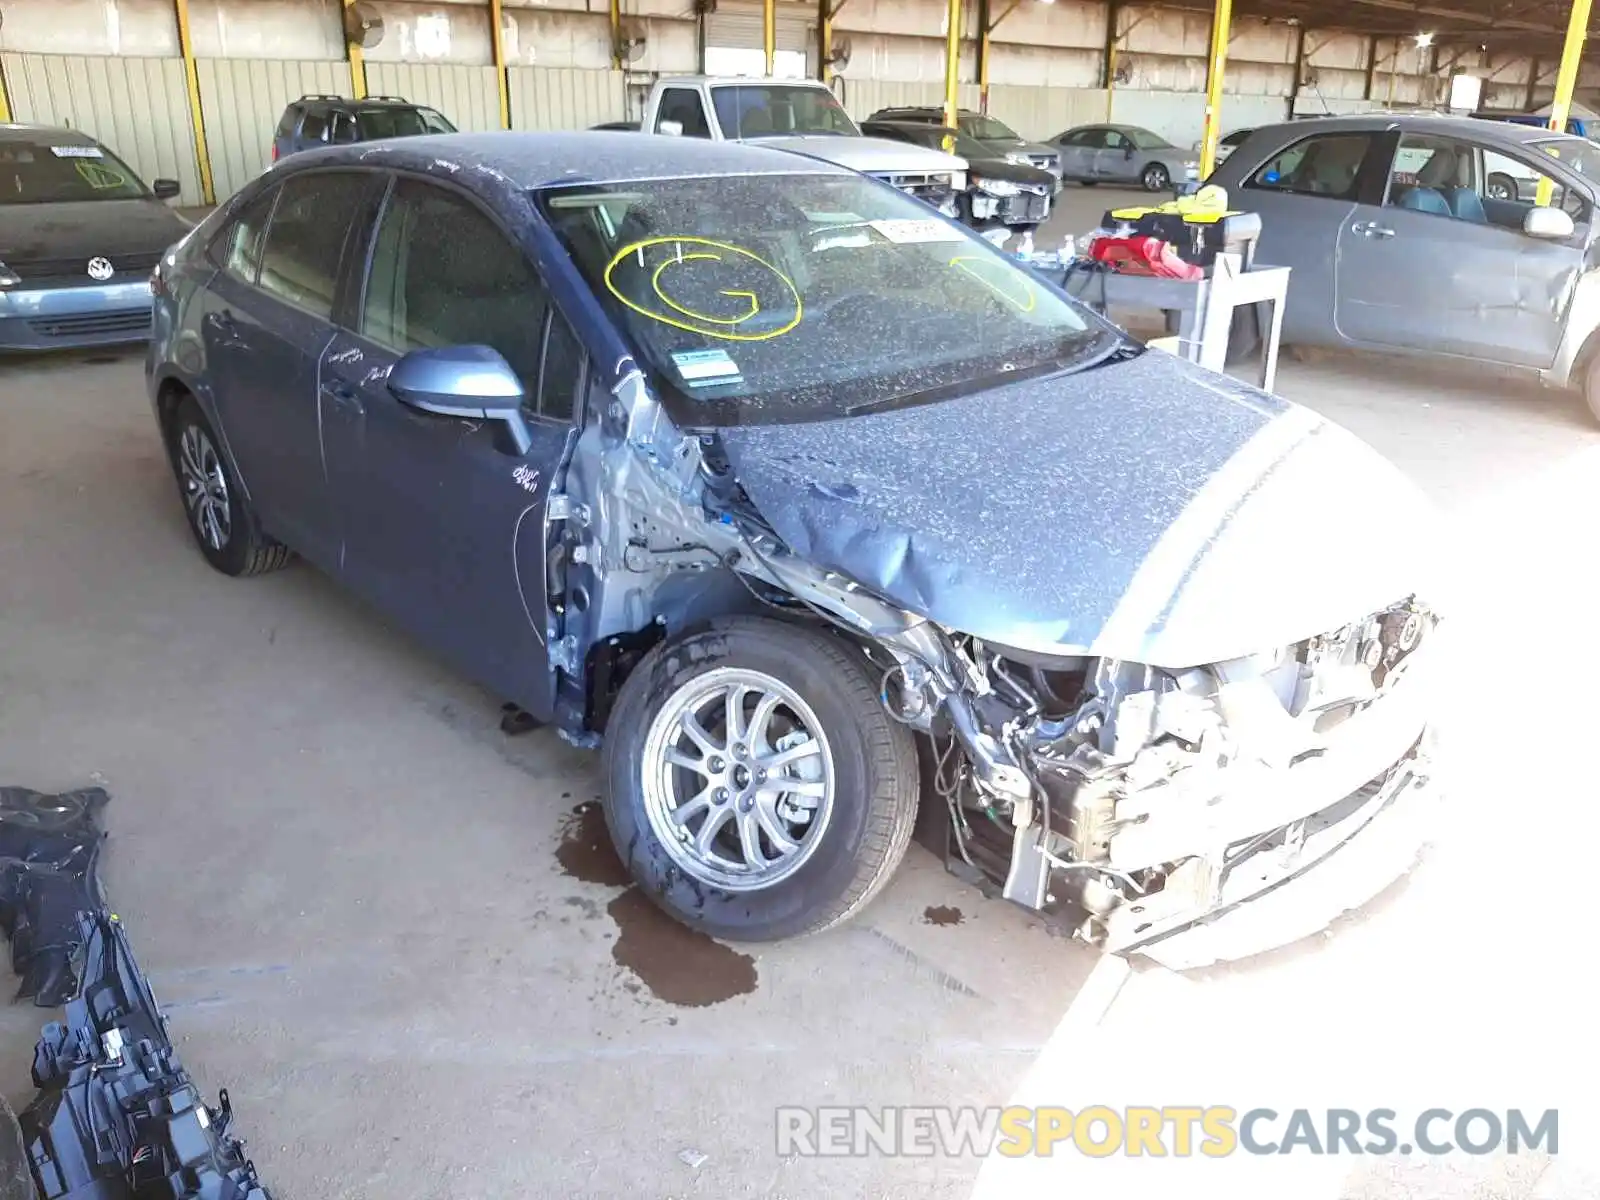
[640,667,836,891]
[177,424,232,552]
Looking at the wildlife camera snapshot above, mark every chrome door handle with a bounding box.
[1352,221,1395,239]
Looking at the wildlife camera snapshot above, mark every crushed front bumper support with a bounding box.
[1112,728,1439,969]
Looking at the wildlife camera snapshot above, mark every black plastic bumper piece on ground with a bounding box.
[0,785,274,1199]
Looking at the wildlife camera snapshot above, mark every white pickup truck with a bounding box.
[633,76,968,217]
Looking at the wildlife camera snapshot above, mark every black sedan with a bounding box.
[0,124,189,351]
[861,120,1056,228]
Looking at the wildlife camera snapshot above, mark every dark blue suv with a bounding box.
[145,133,1438,965]
[271,95,455,163]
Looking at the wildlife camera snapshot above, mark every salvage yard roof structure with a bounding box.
[1166,0,1600,54]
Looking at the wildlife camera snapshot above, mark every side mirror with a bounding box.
[658,119,684,137]
[1525,206,1576,240]
[152,178,181,200]
[388,345,533,455]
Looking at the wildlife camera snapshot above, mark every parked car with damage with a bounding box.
[638,76,967,218]
[1050,123,1199,191]
[861,119,1055,228]
[146,133,1441,968]
[865,106,1062,183]
[0,124,187,351]
[1206,113,1600,423]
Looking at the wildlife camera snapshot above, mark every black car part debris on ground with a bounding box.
[0,787,274,1199]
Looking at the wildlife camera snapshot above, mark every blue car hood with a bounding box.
[716,350,1439,668]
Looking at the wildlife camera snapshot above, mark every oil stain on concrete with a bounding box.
[923,905,965,926]
[556,799,758,1006]
[554,799,633,888]
[607,889,757,1007]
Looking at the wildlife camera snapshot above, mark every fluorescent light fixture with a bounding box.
[1414,31,1434,47]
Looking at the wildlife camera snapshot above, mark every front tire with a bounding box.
[165,398,291,577]
[1487,172,1516,201]
[601,617,919,942]
[1582,354,1600,427]
[1141,162,1171,192]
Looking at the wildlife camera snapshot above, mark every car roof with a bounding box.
[290,95,424,110]
[0,123,99,145]
[1260,111,1573,147]
[272,131,848,190]
[654,76,831,89]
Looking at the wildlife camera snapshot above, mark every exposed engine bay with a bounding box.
[548,365,1439,954]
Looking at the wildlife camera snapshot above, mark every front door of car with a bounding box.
[199,170,372,569]
[1097,130,1136,182]
[318,175,582,718]
[1336,134,1581,367]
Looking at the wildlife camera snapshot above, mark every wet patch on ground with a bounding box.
[554,800,632,888]
[923,905,965,927]
[607,889,758,1007]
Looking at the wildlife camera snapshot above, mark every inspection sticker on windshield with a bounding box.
[868,218,966,244]
[49,145,104,158]
[671,348,743,387]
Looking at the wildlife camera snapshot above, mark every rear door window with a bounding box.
[209,188,278,281]
[299,111,329,143]
[255,171,369,317]
[1247,132,1377,200]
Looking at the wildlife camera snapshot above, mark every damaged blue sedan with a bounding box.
[146,133,1441,967]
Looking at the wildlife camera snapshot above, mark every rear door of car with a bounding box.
[1054,129,1100,180]
[1236,126,1387,345]
[198,168,376,566]
[317,173,582,716]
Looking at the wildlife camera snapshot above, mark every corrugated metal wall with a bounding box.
[839,78,981,120]
[0,52,204,204]
[507,66,625,131]
[197,58,350,201]
[366,62,502,132]
[988,86,1107,140]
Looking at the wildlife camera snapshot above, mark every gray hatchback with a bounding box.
[1206,113,1600,423]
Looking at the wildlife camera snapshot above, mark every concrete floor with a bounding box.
[1,193,1595,1197]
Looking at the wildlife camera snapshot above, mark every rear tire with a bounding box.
[1141,162,1171,192]
[165,398,291,577]
[1583,354,1600,428]
[601,617,919,942]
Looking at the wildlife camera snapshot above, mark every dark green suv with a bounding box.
[271,95,456,163]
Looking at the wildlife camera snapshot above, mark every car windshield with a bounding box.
[1530,136,1600,181]
[963,114,1020,141]
[954,133,996,158]
[539,173,1109,427]
[1125,128,1169,150]
[0,139,148,204]
[711,86,860,138]
[355,106,456,139]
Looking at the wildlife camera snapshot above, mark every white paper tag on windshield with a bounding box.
[49,145,104,158]
[671,348,743,387]
[869,218,966,244]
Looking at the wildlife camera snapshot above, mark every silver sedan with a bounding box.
[1050,123,1199,191]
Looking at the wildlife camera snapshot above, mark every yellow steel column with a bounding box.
[764,0,777,75]
[1542,0,1594,204]
[489,0,510,128]
[0,58,12,123]
[820,0,834,83]
[1197,0,1232,178]
[610,0,623,69]
[344,0,368,99]
[942,0,962,137]
[173,0,216,204]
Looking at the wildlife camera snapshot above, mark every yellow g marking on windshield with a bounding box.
[948,255,1037,313]
[604,236,802,342]
[650,253,759,325]
[73,161,129,190]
